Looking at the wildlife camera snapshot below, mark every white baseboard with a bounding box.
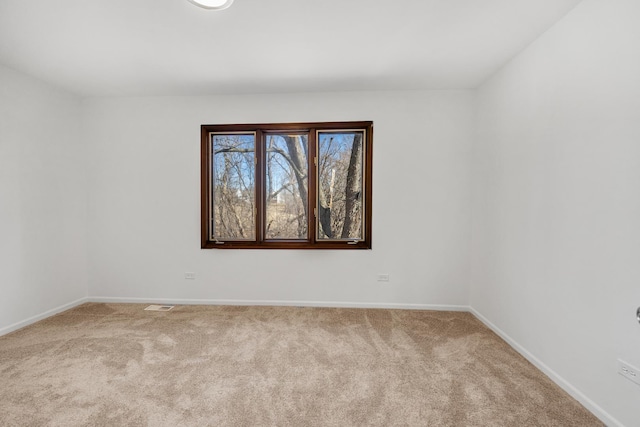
[469,307,622,427]
[89,296,469,312]
[0,297,88,337]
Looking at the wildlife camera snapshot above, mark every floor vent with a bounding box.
[144,305,175,311]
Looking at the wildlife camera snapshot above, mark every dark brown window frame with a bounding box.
[201,121,373,249]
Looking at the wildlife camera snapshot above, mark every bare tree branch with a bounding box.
[341,133,363,238]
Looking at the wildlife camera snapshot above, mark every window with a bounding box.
[201,121,373,249]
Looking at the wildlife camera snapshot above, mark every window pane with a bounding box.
[265,134,308,240]
[317,131,365,240]
[211,133,255,240]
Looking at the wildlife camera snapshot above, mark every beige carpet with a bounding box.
[0,303,602,426]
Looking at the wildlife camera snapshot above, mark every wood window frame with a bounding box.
[201,121,373,249]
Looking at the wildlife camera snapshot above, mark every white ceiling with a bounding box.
[0,0,582,97]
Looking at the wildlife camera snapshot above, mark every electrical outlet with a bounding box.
[618,359,640,386]
[184,272,196,280]
[377,274,390,282]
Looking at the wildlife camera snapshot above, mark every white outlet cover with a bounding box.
[618,359,640,386]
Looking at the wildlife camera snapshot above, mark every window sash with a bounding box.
[263,132,309,241]
[209,132,257,242]
[315,129,367,243]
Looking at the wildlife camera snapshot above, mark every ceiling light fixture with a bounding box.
[187,0,234,10]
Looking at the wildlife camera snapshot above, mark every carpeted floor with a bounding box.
[0,303,602,426]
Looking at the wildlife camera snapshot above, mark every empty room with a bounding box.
[1,0,639,425]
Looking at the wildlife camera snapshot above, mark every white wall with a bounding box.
[83,90,474,308]
[0,65,87,333]
[471,0,640,425]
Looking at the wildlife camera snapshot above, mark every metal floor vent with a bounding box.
[144,304,175,311]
